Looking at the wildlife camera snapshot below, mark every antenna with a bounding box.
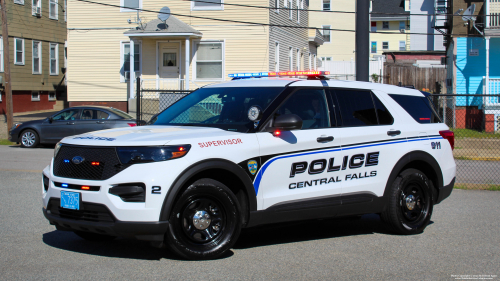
[462,4,476,22]
[454,9,463,15]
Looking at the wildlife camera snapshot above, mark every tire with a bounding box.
[381,168,434,235]
[20,129,40,148]
[73,231,117,241]
[166,178,242,260]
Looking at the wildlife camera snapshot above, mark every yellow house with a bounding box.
[309,0,356,63]
[369,0,410,58]
[67,0,323,111]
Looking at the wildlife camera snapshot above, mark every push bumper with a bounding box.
[43,207,169,242]
[436,177,455,204]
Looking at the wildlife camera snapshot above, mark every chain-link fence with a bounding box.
[430,94,500,190]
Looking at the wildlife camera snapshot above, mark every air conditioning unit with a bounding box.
[36,7,41,18]
[400,29,405,33]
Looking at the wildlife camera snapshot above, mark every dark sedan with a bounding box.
[9,106,139,148]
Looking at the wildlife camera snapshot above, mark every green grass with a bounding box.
[0,139,15,145]
[454,184,500,191]
[451,128,500,139]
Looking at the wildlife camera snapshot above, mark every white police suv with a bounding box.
[42,71,456,260]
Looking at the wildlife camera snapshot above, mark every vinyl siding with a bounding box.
[67,0,270,101]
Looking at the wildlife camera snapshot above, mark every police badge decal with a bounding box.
[247,160,258,175]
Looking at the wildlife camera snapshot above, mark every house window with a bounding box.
[296,49,300,71]
[371,42,377,53]
[382,42,389,50]
[32,0,41,16]
[121,0,142,12]
[14,0,24,5]
[192,0,223,10]
[289,47,293,69]
[382,21,389,29]
[399,21,405,30]
[195,41,223,80]
[323,0,330,11]
[0,37,3,73]
[313,54,317,69]
[49,92,56,101]
[371,21,377,32]
[33,41,42,74]
[296,0,302,23]
[50,43,59,75]
[274,0,279,13]
[15,38,24,65]
[31,91,40,101]
[121,42,141,82]
[49,0,58,19]
[288,0,292,20]
[399,41,406,51]
[275,42,279,72]
[308,52,311,70]
[64,0,67,21]
[322,25,331,43]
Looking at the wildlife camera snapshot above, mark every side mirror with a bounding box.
[271,114,303,132]
[48,117,53,123]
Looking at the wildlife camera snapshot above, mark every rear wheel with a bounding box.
[381,168,434,235]
[73,231,117,241]
[166,178,242,260]
[20,129,39,148]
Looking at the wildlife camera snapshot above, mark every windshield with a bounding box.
[152,87,285,132]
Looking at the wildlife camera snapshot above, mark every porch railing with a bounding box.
[141,78,186,91]
[484,77,500,105]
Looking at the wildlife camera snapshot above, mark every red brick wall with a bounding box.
[485,114,495,133]
[69,101,128,112]
[0,91,56,114]
[455,107,483,130]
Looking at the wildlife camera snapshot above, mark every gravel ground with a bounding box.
[0,145,498,280]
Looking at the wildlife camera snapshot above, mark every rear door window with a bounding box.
[331,89,393,127]
[389,94,441,123]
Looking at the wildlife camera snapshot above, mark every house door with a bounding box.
[158,43,180,79]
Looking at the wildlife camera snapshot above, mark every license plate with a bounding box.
[60,191,80,210]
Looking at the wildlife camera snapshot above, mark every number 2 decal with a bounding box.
[152,186,161,194]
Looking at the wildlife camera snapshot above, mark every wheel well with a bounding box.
[400,160,440,201]
[175,168,251,226]
[19,128,39,139]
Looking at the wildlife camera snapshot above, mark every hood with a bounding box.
[61,125,243,146]
[18,119,46,127]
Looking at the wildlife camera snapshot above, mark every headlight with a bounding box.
[11,123,22,130]
[116,145,191,165]
[54,142,63,158]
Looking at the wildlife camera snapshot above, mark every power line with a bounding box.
[181,0,496,17]
[73,0,485,37]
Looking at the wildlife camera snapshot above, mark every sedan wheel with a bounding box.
[20,129,40,148]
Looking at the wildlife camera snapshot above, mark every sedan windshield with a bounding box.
[152,87,285,132]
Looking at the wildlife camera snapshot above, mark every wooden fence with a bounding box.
[384,64,447,93]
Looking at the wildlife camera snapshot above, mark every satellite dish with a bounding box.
[462,4,476,22]
[454,9,463,15]
[158,6,171,22]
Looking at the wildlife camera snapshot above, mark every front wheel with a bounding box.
[381,168,434,235]
[20,129,39,148]
[166,178,242,260]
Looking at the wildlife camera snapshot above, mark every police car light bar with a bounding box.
[228,71,330,78]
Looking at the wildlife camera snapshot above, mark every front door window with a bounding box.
[163,53,177,67]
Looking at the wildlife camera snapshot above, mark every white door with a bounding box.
[158,43,179,79]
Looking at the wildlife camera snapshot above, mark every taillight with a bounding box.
[127,123,137,127]
[439,130,454,150]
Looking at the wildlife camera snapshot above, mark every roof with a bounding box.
[124,16,202,36]
[371,0,409,19]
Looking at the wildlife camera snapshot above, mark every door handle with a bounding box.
[66,122,75,125]
[387,130,401,136]
[96,121,105,124]
[317,136,334,143]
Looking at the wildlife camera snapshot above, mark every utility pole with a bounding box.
[355,0,370,82]
[1,0,13,131]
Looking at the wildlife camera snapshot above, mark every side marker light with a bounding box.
[81,186,90,190]
[273,130,281,137]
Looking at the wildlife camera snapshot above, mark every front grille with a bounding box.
[53,145,129,180]
[47,198,116,223]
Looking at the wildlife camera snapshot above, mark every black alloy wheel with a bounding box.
[381,168,433,235]
[166,178,242,260]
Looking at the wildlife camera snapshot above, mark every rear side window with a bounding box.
[332,89,393,127]
[389,94,442,123]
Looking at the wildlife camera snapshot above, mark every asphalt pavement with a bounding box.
[0,145,499,280]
